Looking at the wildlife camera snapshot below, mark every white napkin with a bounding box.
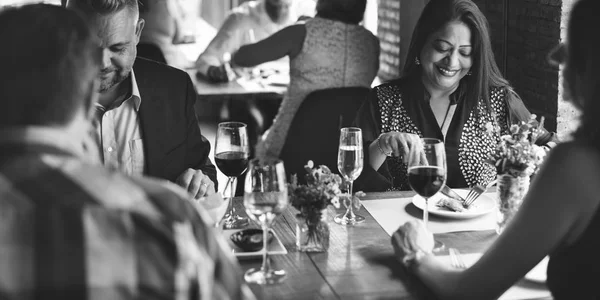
[437,253,551,300]
[362,192,498,235]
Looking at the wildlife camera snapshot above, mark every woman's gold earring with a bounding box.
[415,57,421,65]
[467,71,472,76]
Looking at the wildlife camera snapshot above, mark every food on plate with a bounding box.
[436,197,466,212]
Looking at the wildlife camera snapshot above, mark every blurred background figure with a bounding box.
[137,0,217,69]
[233,0,380,159]
[196,0,316,83]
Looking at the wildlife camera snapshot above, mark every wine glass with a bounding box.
[243,158,289,284]
[334,127,365,225]
[407,137,446,251]
[215,122,250,229]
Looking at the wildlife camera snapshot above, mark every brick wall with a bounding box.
[556,0,579,140]
[472,0,562,132]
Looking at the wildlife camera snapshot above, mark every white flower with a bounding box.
[533,145,547,164]
[510,124,520,134]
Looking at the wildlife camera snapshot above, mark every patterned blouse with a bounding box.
[260,17,379,158]
[355,78,516,191]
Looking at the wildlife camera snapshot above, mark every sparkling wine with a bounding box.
[215,151,249,177]
[408,166,445,198]
[337,145,363,181]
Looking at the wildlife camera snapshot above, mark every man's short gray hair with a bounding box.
[66,0,139,16]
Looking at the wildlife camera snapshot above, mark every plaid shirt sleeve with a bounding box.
[0,162,255,300]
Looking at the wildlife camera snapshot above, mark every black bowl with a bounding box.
[230,229,274,252]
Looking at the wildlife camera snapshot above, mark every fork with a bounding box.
[449,248,467,269]
[464,179,497,208]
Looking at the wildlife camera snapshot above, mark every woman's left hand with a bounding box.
[391,220,434,262]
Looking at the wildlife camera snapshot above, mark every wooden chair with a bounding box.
[280,87,370,183]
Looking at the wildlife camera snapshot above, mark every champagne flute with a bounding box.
[215,122,250,229]
[243,158,289,284]
[407,137,446,251]
[334,127,365,225]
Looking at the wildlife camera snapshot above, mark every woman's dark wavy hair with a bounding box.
[402,0,522,120]
[316,0,367,24]
[568,0,600,145]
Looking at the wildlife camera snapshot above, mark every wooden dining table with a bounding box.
[226,190,553,300]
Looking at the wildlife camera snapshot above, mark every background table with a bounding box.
[226,191,552,300]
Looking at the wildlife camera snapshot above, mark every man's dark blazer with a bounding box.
[134,57,217,187]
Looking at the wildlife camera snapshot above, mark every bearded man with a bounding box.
[67,0,218,200]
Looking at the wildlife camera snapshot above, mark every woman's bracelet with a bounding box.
[377,134,393,157]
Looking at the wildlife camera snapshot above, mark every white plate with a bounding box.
[412,189,496,219]
[224,229,288,259]
[524,256,549,284]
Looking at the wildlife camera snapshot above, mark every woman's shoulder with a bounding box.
[373,77,416,96]
[546,141,600,171]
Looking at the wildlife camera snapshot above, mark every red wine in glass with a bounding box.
[215,151,249,177]
[406,138,447,252]
[215,122,250,229]
[408,166,445,198]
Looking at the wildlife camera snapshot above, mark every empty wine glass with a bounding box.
[334,127,365,225]
[215,122,250,229]
[407,137,446,251]
[243,158,289,284]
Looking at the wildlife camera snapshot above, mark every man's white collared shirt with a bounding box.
[91,71,145,176]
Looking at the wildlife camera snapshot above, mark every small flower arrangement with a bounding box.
[288,161,363,220]
[485,115,547,178]
[289,161,364,252]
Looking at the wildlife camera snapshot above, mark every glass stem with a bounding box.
[260,223,270,274]
[345,180,355,219]
[423,197,429,227]
[225,176,236,217]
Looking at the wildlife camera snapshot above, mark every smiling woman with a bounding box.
[354,0,556,192]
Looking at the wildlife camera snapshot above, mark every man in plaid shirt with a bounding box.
[0,4,254,300]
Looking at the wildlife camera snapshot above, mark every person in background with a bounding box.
[392,0,600,298]
[66,0,218,199]
[137,0,209,68]
[354,0,555,192]
[195,0,316,83]
[0,4,253,299]
[233,0,380,159]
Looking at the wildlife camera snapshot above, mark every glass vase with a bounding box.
[295,209,330,252]
[496,174,530,234]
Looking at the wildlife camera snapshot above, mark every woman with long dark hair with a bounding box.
[355,0,554,191]
[392,0,600,298]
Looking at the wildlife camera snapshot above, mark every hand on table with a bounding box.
[176,169,216,200]
[391,220,434,265]
[206,65,234,83]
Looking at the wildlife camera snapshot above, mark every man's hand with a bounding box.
[207,65,232,83]
[176,169,216,200]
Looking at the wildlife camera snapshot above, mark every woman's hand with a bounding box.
[377,132,424,163]
[391,220,434,266]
